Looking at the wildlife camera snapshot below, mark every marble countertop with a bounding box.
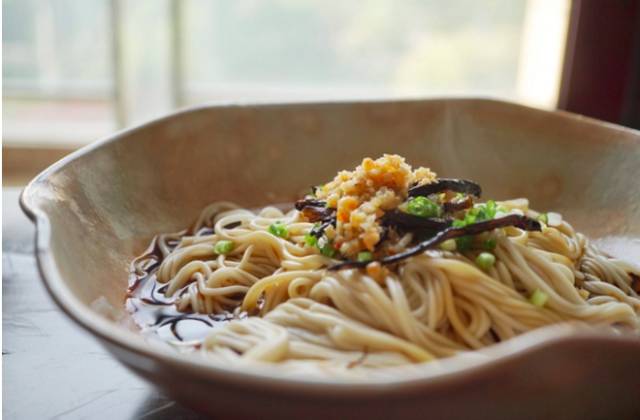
[2,188,205,419]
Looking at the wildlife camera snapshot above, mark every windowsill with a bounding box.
[3,146,76,186]
[3,97,117,147]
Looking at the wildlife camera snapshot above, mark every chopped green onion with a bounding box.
[474,200,497,222]
[475,252,496,270]
[268,222,289,238]
[406,196,441,218]
[537,213,548,224]
[452,219,467,228]
[304,233,318,247]
[464,211,478,225]
[213,240,234,255]
[320,242,336,258]
[485,200,497,218]
[529,289,548,307]
[357,251,373,262]
[452,200,503,231]
[439,239,457,252]
[456,235,473,251]
[482,237,497,250]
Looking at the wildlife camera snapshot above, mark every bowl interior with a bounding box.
[22,98,640,358]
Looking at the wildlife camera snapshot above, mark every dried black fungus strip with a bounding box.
[329,214,541,270]
[443,195,474,213]
[295,198,335,223]
[302,207,335,223]
[311,216,336,238]
[295,198,327,210]
[377,225,390,245]
[409,178,482,198]
[382,210,451,231]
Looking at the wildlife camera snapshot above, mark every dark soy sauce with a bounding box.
[126,230,243,348]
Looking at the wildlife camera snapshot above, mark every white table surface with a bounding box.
[2,187,206,419]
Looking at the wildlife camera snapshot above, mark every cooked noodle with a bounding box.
[128,156,640,373]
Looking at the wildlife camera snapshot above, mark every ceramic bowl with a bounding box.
[21,99,640,419]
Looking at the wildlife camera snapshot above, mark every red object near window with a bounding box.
[559,0,640,128]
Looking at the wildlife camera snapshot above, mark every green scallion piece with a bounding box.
[213,240,234,255]
[304,233,318,247]
[268,222,289,238]
[529,289,548,307]
[537,213,548,224]
[484,200,497,219]
[320,242,336,258]
[452,219,467,228]
[406,196,441,218]
[456,235,473,251]
[357,251,373,262]
[483,237,497,250]
[439,239,457,252]
[475,252,496,270]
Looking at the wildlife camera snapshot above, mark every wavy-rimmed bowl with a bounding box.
[21,99,640,419]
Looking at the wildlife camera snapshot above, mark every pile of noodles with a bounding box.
[143,200,640,372]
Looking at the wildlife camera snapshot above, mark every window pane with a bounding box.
[182,0,555,104]
[2,0,569,147]
[3,0,115,146]
[3,0,112,95]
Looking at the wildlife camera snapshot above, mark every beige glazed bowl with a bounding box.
[21,99,640,419]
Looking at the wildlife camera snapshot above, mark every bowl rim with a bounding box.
[19,97,640,395]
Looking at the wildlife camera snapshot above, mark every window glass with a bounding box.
[183,0,528,102]
[2,0,569,146]
[3,0,115,145]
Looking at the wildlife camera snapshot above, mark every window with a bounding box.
[182,0,569,107]
[3,0,116,146]
[3,0,570,149]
